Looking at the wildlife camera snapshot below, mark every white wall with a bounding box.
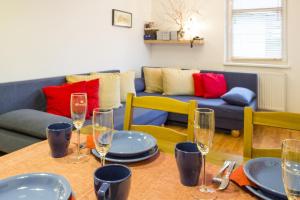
[0,0,151,83]
[151,0,300,113]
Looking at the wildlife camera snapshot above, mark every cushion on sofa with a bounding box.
[202,73,227,98]
[162,68,200,95]
[113,103,168,130]
[143,67,163,93]
[91,73,122,109]
[221,87,256,106]
[193,73,205,97]
[135,78,145,93]
[66,75,102,114]
[0,109,72,139]
[0,128,42,153]
[43,81,89,118]
[120,71,136,102]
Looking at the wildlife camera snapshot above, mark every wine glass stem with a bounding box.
[202,155,206,187]
[77,129,81,158]
[100,156,105,167]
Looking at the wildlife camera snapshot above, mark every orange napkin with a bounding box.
[230,165,257,187]
[86,134,95,149]
[69,194,76,200]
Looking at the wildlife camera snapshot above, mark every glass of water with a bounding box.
[282,139,300,200]
[92,108,114,166]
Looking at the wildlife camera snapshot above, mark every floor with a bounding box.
[167,125,300,156]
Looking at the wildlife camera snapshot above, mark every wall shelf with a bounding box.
[144,39,204,46]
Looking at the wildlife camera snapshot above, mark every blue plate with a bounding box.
[0,173,72,200]
[108,131,157,157]
[245,186,286,200]
[244,157,287,199]
[92,146,159,163]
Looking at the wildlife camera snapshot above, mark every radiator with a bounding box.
[258,72,287,111]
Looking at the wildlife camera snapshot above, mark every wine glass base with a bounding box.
[199,185,215,193]
[70,154,89,164]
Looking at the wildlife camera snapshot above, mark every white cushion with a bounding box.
[120,71,136,102]
[91,73,121,109]
[162,68,200,95]
[143,67,163,93]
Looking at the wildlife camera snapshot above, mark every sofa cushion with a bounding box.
[143,67,163,93]
[0,128,42,153]
[0,109,72,139]
[120,71,136,102]
[65,79,99,117]
[113,103,168,130]
[221,87,256,106]
[162,68,199,95]
[43,81,89,118]
[193,73,205,97]
[91,73,122,109]
[135,78,145,93]
[202,73,227,98]
[170,95,257,121]
[83,102,168,131]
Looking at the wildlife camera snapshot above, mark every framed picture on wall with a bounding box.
[112,9,132,28]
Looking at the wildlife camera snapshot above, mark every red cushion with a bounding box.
[61,79,99,117]
[193,73,205,97]
[43,81,90,118]
[85,79,99,116]
[202,73,227,98]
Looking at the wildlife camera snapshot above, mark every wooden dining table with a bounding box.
[0,136,256,200]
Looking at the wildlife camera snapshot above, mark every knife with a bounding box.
[217,161,236,190]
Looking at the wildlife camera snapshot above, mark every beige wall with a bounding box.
[150,0,300,113]
[0,0,151,83]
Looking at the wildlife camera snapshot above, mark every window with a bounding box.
[226,0,286,63]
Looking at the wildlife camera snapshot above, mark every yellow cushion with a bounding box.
[90,73,121,109]
[143,67,163,93]
[162,68,199,95]
[120,71,136,102]
[66,75,95,83]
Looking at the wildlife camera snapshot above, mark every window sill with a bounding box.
[223,62,290,69]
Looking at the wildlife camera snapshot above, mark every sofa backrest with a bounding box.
[0,70,120,114]
[201,70,258,94]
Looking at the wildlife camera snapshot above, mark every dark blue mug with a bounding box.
[94,164,131,200]
[46,122,72,158]
[175,142,202,186]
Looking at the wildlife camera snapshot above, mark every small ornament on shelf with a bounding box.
[144,22,158,40]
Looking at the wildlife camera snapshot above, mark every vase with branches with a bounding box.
[161,0,201,40]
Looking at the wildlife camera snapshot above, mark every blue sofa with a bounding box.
[0,69,257,153]
[141,69,258,131]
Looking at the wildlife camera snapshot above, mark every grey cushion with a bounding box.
[0,109,72,139]
[0,128,42,153]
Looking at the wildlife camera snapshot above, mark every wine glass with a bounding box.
[194,108,215,193]
[92,108,114,166]
[70,93,87,161]
[282,139,300,199]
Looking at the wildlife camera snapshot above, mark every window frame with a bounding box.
[225,0,288,67]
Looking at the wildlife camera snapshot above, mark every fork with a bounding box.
[217,161,236,190]
[212,160,231,184]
